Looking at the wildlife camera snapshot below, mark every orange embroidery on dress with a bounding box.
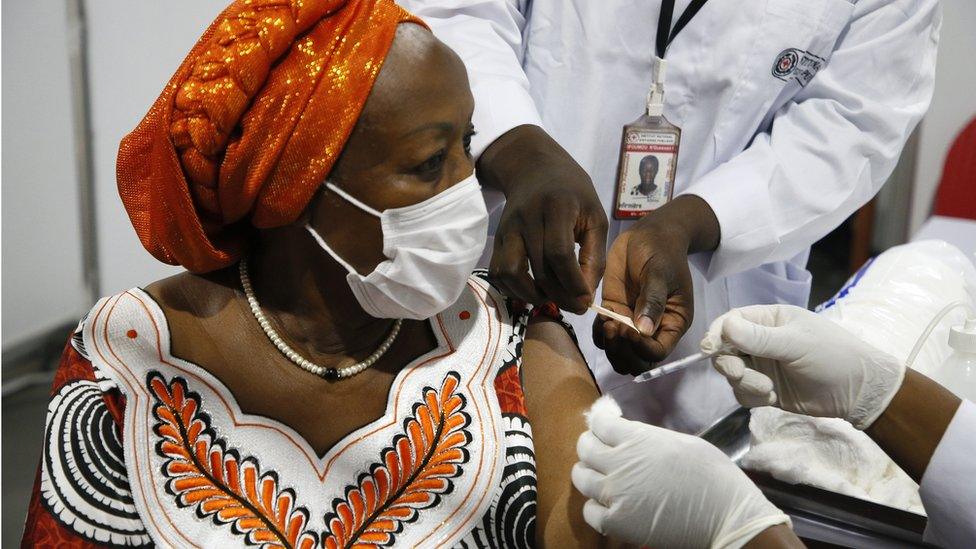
[149,372,319,549]
[322,372,471,549]
[530,302,560,320]
[493,364,528,417]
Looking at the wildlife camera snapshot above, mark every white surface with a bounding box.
[744,407,924,514]
[85,1,226,295]
[938,352,976,402]
[912,215,976,261]
[819,240,976,373]
[1,1,88,349]
[910,1,976,233]
[406,0,940,432]
[920,400,976,548]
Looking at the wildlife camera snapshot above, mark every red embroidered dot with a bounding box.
[458,311,471,320]
[126,330,138,339]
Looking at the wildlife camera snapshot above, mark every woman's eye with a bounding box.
[463,129,476,157]
[414,149,447,176]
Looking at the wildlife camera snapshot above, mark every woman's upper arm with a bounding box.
[521,316,604,548]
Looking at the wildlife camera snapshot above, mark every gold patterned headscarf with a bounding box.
[117,0,424,272]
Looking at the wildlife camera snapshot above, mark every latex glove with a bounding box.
[572,397,790,548]
[702,304,905,430]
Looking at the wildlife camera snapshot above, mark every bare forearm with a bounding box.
[743,524,805,549]
[865,369,961,482]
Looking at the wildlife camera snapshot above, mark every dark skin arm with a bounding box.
[744,525,806,549]
[478,124,609,314]
[522,316,621,548]
[595,194,720,374]
[865,369,962,483]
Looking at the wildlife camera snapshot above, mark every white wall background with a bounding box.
[2,1,88,349]
[910,1,976,233]
[86,1,225,295]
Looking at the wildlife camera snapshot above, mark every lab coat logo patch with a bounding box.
[772,48,825,87]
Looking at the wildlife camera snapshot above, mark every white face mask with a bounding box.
[306,173,488,320]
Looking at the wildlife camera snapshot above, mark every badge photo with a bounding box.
[614,128,678,219]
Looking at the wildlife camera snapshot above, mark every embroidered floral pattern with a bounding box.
[322,372,471,549]
[150,371,472,548]
[27,283,537,547]
[149,373,319,549]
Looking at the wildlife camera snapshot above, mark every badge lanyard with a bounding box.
[612,0,709,220]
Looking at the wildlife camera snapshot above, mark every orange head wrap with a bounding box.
[117,0,423,272]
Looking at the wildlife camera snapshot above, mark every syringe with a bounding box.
[590,303,726,383]
[632,346,729,383]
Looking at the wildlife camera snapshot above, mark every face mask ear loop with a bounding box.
[305,224,362,276]
[325,182,382,217]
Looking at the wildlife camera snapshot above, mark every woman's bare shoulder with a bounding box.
[143,269,237,318]
[523,317,597,390]
[142,269,244,365]
[520,315,600,444]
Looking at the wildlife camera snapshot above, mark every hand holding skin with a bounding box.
[572,397,793,548]
[478,124,608,314]
[595,195,720,374]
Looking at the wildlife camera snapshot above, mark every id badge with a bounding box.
[613,114,681,219]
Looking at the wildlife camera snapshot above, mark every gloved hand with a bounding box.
[572,397,790,548]
[702,304,906,430]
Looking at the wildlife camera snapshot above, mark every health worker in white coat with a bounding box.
[401,0,942,433]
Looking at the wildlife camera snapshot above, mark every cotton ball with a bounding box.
[585,396,622,428]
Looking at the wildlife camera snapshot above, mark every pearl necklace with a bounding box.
[239,258,402,380]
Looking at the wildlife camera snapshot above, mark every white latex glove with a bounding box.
[572,397,790,549]
[702,304,905,430]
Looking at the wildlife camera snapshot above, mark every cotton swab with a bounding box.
[590,304,642,334]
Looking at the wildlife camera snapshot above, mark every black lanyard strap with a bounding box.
[655,0,709,59]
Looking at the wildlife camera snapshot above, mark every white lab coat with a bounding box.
[920,399,976,547]
[402,0,941,432]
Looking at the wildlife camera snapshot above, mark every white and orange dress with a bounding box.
[22,275,543,548]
